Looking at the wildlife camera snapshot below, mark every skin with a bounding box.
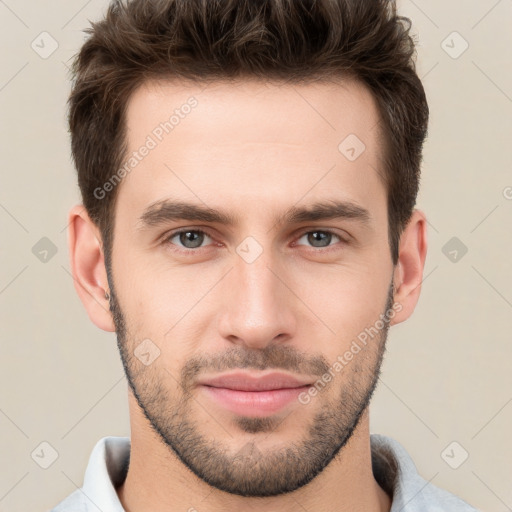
[68,78,427,512]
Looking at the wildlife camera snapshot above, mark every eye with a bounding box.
[161,228,346,253]
[164,229,213,250]
[295,230,344,248]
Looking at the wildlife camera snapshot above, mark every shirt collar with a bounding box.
[82,436,129,512]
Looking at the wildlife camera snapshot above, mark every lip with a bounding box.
[197,371,314,391]
[197,371,314,417]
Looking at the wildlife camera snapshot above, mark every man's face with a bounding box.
[108,78,396,496]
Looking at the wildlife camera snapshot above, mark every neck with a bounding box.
[117,393,391,512]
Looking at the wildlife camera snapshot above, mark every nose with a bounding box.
[217,249,297,350]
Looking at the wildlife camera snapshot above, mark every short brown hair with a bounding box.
[68,0,428,266]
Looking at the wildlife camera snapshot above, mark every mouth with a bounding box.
[197,371,314,417]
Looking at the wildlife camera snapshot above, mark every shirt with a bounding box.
[50,434,480,511]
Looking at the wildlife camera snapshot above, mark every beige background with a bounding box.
[0,1,511,511]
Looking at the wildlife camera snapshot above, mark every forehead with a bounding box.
[125,77,381,147]
[119,77,385,220]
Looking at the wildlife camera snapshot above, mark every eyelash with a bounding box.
[161,228,347,254]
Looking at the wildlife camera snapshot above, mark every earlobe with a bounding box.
[389,209,428,326]
[67,204,116,332]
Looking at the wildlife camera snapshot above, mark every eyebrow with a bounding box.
[137,198,371,230]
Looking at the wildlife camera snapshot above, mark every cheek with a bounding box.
[111,248,171,338]
[113,248,224,350]
[293,260,392,346]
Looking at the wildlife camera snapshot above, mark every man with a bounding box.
[53,0,478,510]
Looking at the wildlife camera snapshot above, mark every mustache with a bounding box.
[180,345,331,391]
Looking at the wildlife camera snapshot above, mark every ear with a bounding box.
[389,209,428,326]
[67,204,115,332]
